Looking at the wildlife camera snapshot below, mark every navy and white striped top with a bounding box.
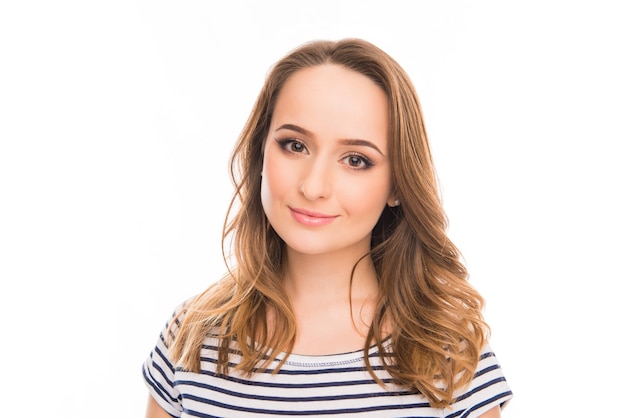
[143,309,513,417]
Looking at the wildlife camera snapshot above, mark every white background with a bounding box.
[1,1,624,417]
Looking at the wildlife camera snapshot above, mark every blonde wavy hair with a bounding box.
[168,38,487,408]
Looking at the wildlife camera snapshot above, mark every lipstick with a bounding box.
[289,207,338,226]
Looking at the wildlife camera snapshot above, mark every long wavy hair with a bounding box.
[168,38,487,408]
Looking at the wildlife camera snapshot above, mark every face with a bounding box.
[261,64,395,258]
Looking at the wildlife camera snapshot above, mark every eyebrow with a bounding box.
[275,124,385,156]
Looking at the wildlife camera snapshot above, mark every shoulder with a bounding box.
[160,296,196,341]
[447,342,513,418]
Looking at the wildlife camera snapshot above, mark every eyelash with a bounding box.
[344,153,374,170]
[276,138,307,154]
[275,138,375,170]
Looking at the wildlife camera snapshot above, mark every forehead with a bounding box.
[272,64,389,144]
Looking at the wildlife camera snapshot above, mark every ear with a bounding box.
[387,198,401,207]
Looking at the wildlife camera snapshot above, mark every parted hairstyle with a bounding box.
[168,38,487,408]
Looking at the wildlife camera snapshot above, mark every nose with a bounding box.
[299,157,332,201]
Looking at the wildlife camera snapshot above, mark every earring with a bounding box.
[389,199,400,207]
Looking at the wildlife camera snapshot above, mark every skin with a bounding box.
[145,64,502,417]
[145,396,171,418]
[260,64,395,355]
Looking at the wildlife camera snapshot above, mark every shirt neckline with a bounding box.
[274,337,392,368]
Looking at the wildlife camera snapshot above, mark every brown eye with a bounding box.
[343,153,374,170]
[348,156,362,167]
[276,138,309,155]
[290,142,305,153]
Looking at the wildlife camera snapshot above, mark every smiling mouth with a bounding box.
[289,207,338,226]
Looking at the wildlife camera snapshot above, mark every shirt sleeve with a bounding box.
[445,343,513,418]
[142,308,185,417]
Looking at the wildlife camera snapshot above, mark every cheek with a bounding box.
[337,174,392,215]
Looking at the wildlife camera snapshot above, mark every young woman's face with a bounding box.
[261,64,395,257]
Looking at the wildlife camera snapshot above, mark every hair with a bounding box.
[168,38,487,408]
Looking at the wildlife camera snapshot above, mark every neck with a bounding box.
[282,248,379,303]
[279,247,383,355]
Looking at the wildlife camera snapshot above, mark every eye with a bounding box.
[276,138,308,154]
[289,141,305,153]
[343,153,374,170]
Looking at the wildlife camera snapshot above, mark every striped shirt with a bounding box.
[143,309,513,417]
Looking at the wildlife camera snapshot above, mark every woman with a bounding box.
[143,38,513,417]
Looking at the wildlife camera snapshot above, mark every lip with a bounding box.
[289,207,338,226]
